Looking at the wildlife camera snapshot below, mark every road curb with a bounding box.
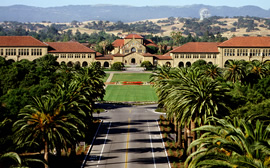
[81,120,103,168]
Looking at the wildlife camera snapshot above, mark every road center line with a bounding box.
[97,121,111,166]
[125,118,131,168]
[147,121,157,168]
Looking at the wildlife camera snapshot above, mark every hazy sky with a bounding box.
[2,0,270,10]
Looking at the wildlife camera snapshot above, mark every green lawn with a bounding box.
[110,73,152,82]
[104,85,158,102]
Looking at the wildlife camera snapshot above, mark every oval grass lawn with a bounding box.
[104,85,158,102]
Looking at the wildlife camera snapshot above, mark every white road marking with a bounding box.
[97,121,112,167]
[156,120,171,168]
[147,121,157,168]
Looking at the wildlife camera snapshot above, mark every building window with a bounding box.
[88,54,91,58]
[175,54,179,59]
[6,49,10,55]
[75,54,80,58]
[82,54,86,58]
[0,49,3,55]
[262,49,270,56]
[193,54,199,59]
[200,54,206,58]
[213,54,217,58]
[186,54,191,58]
[180,54,184,58]
[207,54,211,58]
[230,49,235,56]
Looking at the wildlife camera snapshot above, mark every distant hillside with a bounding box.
[0,4,269,22]
[1,16,270,39]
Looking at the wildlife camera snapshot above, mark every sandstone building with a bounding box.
[1,35,270,68]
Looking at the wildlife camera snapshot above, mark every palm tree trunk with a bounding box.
[184,122,188,150]
[191,119,197,153]
[174,113,177,132]
[177,121,183,148]
[44,141,49,168]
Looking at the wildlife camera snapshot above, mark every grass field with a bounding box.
[110,73,152,82]
[104,85,158,102]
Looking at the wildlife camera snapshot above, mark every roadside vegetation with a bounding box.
[151,60,270,167]
[0,55,106,168]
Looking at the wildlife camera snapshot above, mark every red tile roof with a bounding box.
[155,55,173,60]
[47,42,96,53]
[124,34,144,39]
[113,53,125,57]
[0,36,47,47]
[218,36,270,47]
[95,55,113,60]
[144,39,158,48]
[112,39,124,47]
[142,53,155,57]
[171,42,220,53]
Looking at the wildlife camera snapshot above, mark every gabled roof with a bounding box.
[144,39,158,48]
[155,55,173,60]
[218,36,270,47]
[0,36,47,47]
[95,55,113,60]
[112,39,124,47]
[113,53,125,57]
[171,42,220,53]
[124,34,144,39]
[47,42,96,53]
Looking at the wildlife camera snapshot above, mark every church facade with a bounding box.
[1,35,270,68]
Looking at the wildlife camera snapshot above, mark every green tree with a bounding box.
[13,80,86,168]
[141,61,153,70]
[111,62,124,70]
[186,117,270,168]
[224,60,246,83]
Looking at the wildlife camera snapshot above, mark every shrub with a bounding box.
[141,61,153,70]
[111,62,124,70]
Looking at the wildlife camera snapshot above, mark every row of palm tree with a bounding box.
[186,117,270,168]
[151,60,270,167]
[10,62,105,168]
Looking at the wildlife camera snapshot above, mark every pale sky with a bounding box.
[1,0,270,10]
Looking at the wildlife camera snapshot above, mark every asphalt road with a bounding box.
[84,104,170,168]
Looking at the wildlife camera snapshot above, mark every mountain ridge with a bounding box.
[0,4,269,22]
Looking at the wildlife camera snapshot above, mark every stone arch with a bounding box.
[7,59,15,64]
[75,61,81,67]
[131,47,136,52]
[131,58,136,64]
[104,61,109,68]
[67,61,73,67]
[252,59,260,63]
[165,62,171,66]
[264,60,270,64]
[60,61,66,65]
[186,62,191,67]
[96,61,101,67]
[208,62,213,65]
[224,59,233,67]
[82,61,88,67]
[178,62,184,67]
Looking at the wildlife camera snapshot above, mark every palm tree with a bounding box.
[186,117,270,168]
[246,60,266,79]
[224,60,246,83]
[204,64,222,80]
[164,68,229,152]
[13,81,86,168]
